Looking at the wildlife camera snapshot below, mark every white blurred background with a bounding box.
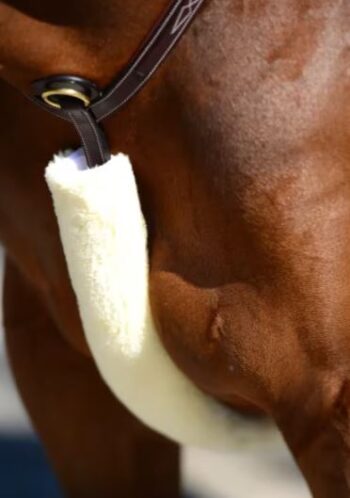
[0,246,311,498]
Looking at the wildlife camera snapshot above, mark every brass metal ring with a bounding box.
[41,88,91,109]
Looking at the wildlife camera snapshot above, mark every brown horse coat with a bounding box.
[1,1,350,496]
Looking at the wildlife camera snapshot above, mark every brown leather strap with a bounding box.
[31,0,206,166]
[67,107,110,167]
[91,0,206,122]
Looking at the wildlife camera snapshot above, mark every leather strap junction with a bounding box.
[31,0,206,168]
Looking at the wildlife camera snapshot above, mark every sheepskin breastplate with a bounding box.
[45,149,280,451]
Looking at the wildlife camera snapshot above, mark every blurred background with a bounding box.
[0,246,311,498]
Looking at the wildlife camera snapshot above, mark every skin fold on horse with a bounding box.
[1,0,350,497]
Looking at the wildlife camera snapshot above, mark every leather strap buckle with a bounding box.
[32,75,100,110]
[33,75,109,167]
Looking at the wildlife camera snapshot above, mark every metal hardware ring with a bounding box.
[41,88,91,109]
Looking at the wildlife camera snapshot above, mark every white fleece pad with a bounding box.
[45,149,281,450]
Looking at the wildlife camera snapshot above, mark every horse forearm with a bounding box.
[278,393,350,498]
[3,257,180,498]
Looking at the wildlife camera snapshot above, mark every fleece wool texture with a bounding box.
[45,150,280,450]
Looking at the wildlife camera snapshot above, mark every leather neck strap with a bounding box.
[31,0,206,167]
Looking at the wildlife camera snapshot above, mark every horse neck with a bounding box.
[0,0,169,91]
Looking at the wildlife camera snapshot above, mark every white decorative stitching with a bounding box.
[171,0,202,35]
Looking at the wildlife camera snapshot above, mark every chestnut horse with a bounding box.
[1,0,350,497]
